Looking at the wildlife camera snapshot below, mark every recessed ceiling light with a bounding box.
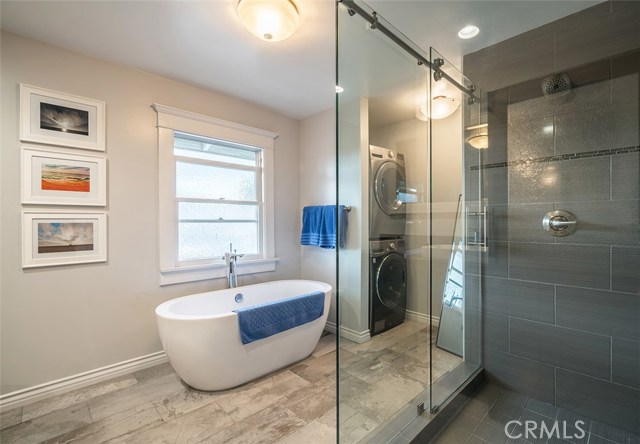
[458,25,480,40]
[335,85,344,93]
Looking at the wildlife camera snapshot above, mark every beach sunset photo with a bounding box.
[37,222,94,254]
[41,163,91,192]
[40,163,91,193]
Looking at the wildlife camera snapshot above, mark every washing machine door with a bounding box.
[374,162,406,216]
[375,253,406,309]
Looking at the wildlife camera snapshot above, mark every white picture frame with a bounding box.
[22,147,107,206]
[22,211,107,268]
[20,84,106,152]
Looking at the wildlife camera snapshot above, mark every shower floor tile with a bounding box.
[429,383,640,444]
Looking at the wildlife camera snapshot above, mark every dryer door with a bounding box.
[374,162,406,216]
[375,253,406,309]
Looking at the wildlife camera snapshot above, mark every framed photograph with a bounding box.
[22,147,107,206]
[20,84,106,152]
[22,211,107,268]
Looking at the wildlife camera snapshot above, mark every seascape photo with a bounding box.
[41,164,91,193]
[37,222,94,254]
[39,102,89,136]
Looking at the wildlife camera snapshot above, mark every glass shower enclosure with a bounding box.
[336,1,484,441]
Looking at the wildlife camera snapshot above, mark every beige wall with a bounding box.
[299,108,337,327]
[0,31,302,394]
[337,98,370,338]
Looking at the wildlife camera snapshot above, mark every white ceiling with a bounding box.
[1,0,600,120]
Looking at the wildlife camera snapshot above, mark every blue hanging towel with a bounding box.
[233,291,325,345]
[301,205,323,246]
[301,205,348,249]
[318,205,337,249]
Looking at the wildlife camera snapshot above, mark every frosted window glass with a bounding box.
[176,162,257,201]
[178,202,258,221]
[178,222,259,261]
[174,132,258,166]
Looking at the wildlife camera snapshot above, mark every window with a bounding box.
[154,104,277,285]
[175,132,262,262]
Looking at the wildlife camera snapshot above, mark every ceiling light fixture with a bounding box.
[468,134,489,149]
[466,123,488,149]
[431,96,460,120]
[416,96,461,121]
[237,0,300,42]
[416,103,429,122]
[458,25,480,39]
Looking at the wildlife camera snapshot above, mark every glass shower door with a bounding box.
[428,47,484,412]
[337,1,431,441]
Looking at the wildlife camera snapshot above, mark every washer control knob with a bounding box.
[388,151,395,159]
[389,242,396,250]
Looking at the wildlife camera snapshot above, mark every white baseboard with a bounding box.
[406,310,440,327]
[339,325,371,343]
[326,314,437,343]
[324,320,337,335]
[0,351,168,412]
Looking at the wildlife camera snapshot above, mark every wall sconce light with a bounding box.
[237,0,300,42]
[416,96,461,121]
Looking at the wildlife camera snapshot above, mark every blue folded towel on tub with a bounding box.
[233,291,324,345]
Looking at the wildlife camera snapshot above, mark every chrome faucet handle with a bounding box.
[229,251,244,259]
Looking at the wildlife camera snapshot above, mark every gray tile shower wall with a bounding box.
[463,0,640,434]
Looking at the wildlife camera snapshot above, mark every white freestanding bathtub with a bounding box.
[155,279,332,391]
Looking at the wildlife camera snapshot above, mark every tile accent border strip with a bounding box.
[471,146,640,170]
[0,351,168,412]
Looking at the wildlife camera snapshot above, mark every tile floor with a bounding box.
[0,320,462,444]
[429,383,640,444]
[0,334,338,444]
[339,320,463,444]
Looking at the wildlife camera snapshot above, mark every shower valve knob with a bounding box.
[543,210,577,237]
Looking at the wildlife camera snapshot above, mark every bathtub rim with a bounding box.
[155,279,332,321]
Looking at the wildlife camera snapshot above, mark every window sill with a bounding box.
[159,257,279,286]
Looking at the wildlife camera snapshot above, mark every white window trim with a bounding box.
[153,104,278,286]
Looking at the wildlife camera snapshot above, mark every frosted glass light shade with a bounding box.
[468,134,489,149]
[416,103,429,121]
[431,95,460,120]
[237,0,299,42]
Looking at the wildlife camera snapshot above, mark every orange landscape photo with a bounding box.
[41,163,90,192]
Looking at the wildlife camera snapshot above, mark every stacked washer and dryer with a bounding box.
[369,145,408,336]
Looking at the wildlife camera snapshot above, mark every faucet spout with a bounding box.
[222,244,244,288]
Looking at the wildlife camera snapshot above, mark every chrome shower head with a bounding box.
[542,73,571,96]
